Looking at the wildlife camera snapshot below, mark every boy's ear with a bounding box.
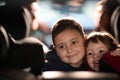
[84,34,88,41]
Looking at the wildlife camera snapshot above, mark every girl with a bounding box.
[85,31,120,73]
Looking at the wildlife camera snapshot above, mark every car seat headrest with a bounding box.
[6,0,38,6]
[0,5,32,40]
[110,5,120,43]
[0,25,9,62]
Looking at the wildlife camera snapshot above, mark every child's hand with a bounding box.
[111,48,120,56]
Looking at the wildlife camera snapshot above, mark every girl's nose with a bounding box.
[93,53,101,61]
[94,54,98,58]
[93,54,100,65]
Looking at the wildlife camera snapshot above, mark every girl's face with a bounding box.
[54,29,85,68]
[86,40,108,71]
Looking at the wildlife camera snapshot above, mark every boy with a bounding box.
[42,17,87,71]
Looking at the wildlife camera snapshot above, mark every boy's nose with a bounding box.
[66,46,72,53]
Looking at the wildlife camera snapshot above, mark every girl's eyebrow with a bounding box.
[98,46,107,49]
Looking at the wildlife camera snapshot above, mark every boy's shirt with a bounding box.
[42,48,87,72]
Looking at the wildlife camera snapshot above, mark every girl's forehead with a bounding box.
[88,40,104,45]
[87,41,108,50]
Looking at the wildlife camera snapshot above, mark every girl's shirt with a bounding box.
[100,51,120,74]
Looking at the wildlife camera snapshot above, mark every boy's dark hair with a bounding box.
[51,17,84,44]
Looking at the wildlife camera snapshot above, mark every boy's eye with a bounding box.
[72,40,78,45]
[58,45,65,49]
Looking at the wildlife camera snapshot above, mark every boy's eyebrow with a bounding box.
[70,38,79,41]
[56,38,81,46]
[72,36,84,41]
[55,43,64,47]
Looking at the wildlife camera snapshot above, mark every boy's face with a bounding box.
[54,29,85,68]
[86,40,108,71]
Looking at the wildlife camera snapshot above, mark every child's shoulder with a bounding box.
[45,48,60,61]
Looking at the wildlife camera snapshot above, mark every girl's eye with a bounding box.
[99,50,106,54]
[87,52,93,57]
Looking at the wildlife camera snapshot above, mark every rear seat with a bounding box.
[110,6,120,43]
[0,26,41,80]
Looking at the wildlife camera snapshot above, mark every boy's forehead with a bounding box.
[55,29,83,38]
[63,29,83,36]
[54,29,84,45]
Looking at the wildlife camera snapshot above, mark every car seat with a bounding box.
[41,71,120,80]
[0,25,44,80]
[0,5,32,40]
[0,26,9,64]
[110,5,120,43]
[8,36,45,76]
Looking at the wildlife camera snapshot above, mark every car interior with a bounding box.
[0,0,120,80]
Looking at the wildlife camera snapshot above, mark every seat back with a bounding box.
[110,6,120,43]
[8,37,45,76]
[0,26,41,80]
[0,26,45,78]
[0,68,39,80]
[0,5,32,40]
[0,26,9,64]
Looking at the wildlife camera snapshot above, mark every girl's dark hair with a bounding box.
[85,31,118,51]
[52,17,84,44]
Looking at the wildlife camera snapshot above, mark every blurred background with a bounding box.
[0,0,100,47]
[30,0,99,47]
